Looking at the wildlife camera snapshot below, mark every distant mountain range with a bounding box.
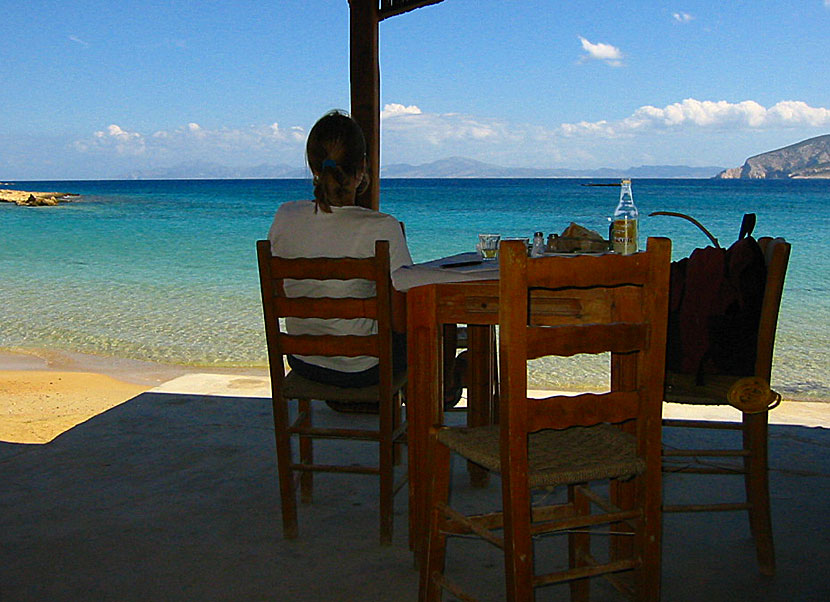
[101,134,830,181]
[380,157,723,179]
[715,133,830,179]
[120,158,723,180]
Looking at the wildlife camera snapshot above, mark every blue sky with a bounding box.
[1,0,829,179]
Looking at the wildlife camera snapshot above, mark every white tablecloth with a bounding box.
[392,252,499,292]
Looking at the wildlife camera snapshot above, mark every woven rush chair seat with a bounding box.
[665,372,746,405]
[665,371,782,414]
[437,424,644,489]
[666,372,737,404]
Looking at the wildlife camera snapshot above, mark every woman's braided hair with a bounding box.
[306,110,368,213]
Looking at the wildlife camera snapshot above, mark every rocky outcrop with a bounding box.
[0,189,78,206]
[714,167,744,180]
[715,134,830,179]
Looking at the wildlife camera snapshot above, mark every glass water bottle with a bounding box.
[612,178,638,255]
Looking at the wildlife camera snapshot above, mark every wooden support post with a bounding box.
[349,0,380,210]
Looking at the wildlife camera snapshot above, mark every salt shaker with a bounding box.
[531,231,545,257]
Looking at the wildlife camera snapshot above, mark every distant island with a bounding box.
[715,133,830,179]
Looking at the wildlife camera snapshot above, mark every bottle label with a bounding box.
[612,218,638,255]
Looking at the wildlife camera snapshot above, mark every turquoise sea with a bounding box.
[1,178,828,401]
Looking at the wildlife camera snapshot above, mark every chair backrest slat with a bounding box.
[274,297,378,320]
[754,237,791,381]
[280,334,379,358]
[267,255,378,281]
[526,251,651,289]
[526,391,641,432]
[526,323,647,359]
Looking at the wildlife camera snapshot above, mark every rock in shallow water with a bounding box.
[0,189,78,206]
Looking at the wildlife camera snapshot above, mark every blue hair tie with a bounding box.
[322,158,337,168]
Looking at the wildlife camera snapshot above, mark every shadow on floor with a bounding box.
[1,392,828,601]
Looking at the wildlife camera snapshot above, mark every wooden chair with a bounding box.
[256,239,407,545]
[419,238,671,601]
[662,236,790,576]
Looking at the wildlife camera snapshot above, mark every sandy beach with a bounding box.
[0,370,147,444]
[0,349,266,444]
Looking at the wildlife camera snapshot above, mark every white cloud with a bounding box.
[578,36,623,67]
[97,124,139,140]
[381,103,423,118]
[68,99,830,175]
[81,124,146,155]
[267,122,305,141]
[75,121,308,162]
[561,99,830,136]
[672,12,694,23]
[68,35,90,47]
[380,104,518,146]
[379,99,830,168]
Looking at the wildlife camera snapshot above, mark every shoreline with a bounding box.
[4,346,827,402]
[0,347,269,387]
[2,347,828,447]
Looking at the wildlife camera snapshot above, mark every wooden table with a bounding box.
[405,278,616,552]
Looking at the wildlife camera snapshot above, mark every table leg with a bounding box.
[467,324,494,487]
[407,286,441,556]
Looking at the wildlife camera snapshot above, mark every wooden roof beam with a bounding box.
[378,0,445,21]
[349,0,380,209]
[349,0,445,209]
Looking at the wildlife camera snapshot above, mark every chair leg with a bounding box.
[420,441,452,602]
[611,418,638,562]
[743,412,775,575]
[503,470,534,602]
[610,478,636,562]
[298,398,313,504]
[393,390,404,466]
[379,393,395,546]
[569,485,590,602]
[638,470,663,601]
[274,395,298,539]
[491,329,500,423]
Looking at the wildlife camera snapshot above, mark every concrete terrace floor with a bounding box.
[1,374,828,601]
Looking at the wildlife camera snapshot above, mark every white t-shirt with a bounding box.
[267,200,413,373]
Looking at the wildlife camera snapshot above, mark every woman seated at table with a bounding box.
[268,110,464,411]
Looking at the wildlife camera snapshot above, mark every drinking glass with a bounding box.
[478,234,501,260]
